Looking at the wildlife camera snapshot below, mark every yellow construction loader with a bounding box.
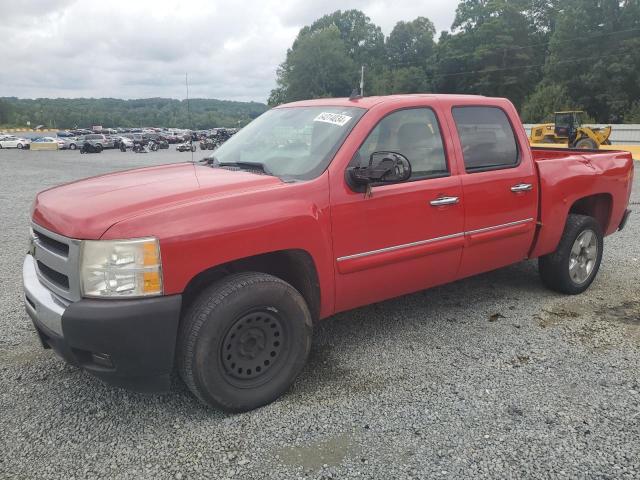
[529,111,612,149]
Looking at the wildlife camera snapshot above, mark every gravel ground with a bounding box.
[0,148,638,479]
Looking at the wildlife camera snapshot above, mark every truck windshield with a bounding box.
[206,106,366,180]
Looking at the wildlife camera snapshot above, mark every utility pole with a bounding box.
[360,65,365,97]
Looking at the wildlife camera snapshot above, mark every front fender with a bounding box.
[102,174,335,318]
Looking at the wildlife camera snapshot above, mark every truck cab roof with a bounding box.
[279,93,490,110]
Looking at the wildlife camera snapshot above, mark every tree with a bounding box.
[386,17,437,66]
[270,26,357,104]
[298,10,385,67]
[434,0,544,109]
[269,10,385,104]
[370,67,432,95]
[0,99,13,125]
[0,97,268,129]
[520,83,572,122]
[543,0,640,121]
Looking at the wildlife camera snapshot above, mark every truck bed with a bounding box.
[529,147,634,258]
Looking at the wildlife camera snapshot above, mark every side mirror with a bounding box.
[348,151,412,189]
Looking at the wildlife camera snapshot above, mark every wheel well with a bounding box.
[569,194,612,232]
[181,249,321,322]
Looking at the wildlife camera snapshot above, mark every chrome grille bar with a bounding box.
[31,223,82,302]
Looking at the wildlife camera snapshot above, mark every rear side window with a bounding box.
[452,107,519,172]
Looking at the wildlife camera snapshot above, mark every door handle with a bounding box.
[430,196,459,206]
[510,183,533,192]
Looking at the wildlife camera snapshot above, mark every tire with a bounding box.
[190,145,196,152]
[95,144,103,153]
[538,214,603,295]
[177,272,312,412]
[70,143,77,150]
[17,143,23,149]
[575,138,597,150]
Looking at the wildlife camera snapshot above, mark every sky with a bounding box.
[0,0,457,103]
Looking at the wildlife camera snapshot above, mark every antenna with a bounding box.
[360,65,364,96]
[185,72,194,162]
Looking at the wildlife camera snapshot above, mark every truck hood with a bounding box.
[32,163,283,239]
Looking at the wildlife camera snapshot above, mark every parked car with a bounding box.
[115,136,134,150]
[76,134,114,150]
[176,142,196,152]
[60,137,80,150]
[56,131,75,138]
[23,94,633,412]
[0,135,30,149]
[36,137,65,148]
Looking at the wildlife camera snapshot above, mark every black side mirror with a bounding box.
[348,151,412,190]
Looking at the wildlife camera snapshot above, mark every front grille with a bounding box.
[37,261,70,289]
[33,230,69,257]
[32,224,82,302]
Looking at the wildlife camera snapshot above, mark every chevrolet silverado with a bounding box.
[24,94,634,411]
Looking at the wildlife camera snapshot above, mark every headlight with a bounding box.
[80,238,163,298]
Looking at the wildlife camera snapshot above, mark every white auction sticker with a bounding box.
[313,112,353,127]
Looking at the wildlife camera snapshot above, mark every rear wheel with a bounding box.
[177,272,312,412]
[575,138,597,149]
[17,143,23,149]
[538,214,603,294]
[190,145,196,152]
[95,144,103,153]
[70,143,77,150]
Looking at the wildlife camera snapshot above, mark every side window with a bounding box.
[452,106,519,172]
[354,108,448,180]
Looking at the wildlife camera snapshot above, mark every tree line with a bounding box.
[0,97,268,130]
[269,1,640,123]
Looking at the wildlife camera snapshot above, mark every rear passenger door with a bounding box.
[450,105,538,278]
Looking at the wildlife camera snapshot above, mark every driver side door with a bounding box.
[329,106,465,313]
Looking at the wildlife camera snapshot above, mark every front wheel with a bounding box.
[177,272,312,412]
[538,214,603,294]
[70,143,77,150]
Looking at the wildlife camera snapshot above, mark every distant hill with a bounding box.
[0,97,269,130]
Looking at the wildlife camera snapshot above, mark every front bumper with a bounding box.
[23,255,182,392]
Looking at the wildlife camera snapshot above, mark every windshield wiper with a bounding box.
[199,156,276,177]
[217,161,274,176]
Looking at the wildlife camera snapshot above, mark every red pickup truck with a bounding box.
[24,95,633,411]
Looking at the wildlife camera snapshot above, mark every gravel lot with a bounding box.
[0,148,638,479]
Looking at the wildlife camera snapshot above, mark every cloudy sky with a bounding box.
[1,0,457,103]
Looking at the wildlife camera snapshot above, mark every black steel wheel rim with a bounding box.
[221,309,286,385]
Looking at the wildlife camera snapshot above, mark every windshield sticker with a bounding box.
[314,112,353,127]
